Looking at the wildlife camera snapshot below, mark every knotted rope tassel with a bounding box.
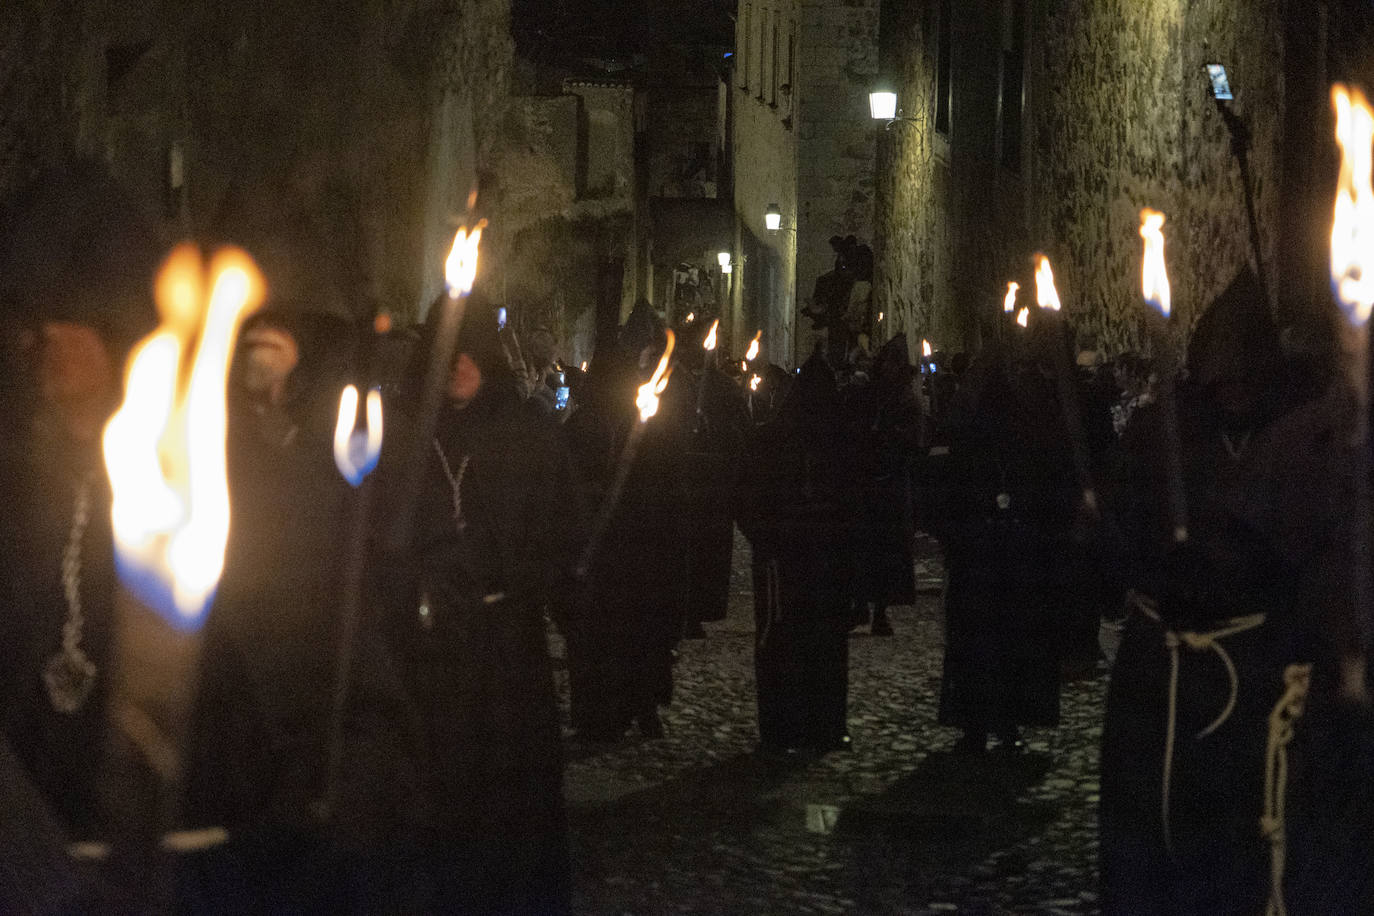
[1261,662,1312,916]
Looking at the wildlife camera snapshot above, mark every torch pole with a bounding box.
[575,419,647,579]
[1047,312,1097,514]
[1219,104,1272,305]
[1344,321,1372,660]
[322,475,375,818]
[105,588,206,910]
[1141,308,1189,542]
[386,293,466,554]
[696,352,712,433]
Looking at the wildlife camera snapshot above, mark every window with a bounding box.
[787,30,795,95]
[755,9,767,100]
[740,5,750,90]
[999,0,1026,172]
[770,19,779,105]
[935,0,952,136]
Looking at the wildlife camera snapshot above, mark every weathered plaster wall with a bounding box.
[732,0,800,362]
[797,0,880,357]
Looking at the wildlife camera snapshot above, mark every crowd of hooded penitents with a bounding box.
[0,157,1371,914]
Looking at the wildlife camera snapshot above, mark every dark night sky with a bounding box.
[513,0,734,49]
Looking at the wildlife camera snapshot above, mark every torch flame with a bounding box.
[636,329,676,422]
[1004,281,1019,313]
[1331,84,1374,327]
[580,361,588,371]
[1017,307,1029,328]
[333,385,384,487]
[444,220,487,299]
[749,374,762,391]
[703,319,719,351]
[686,312,696,323]
[1139,209,1172,317]
[745,330,761,361]
[103,245,263,627]
[922,339,932,358]
[1035,256,1061,311]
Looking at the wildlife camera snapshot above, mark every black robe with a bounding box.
[1098,273,1367,914]
[736,357,854,751]
[934,358,1075,733]
[179,396,421,914]
[0,421,117,843]
[683,366,749,626]
[385,380,584,915]
[564,361,691,736]
[845,336,921,612]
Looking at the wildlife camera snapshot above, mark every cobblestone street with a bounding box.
[558,535,1107,915]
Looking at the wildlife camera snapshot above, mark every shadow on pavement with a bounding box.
[568,751,809,910]
[833,750,1058,911]
[566,747,1063,913]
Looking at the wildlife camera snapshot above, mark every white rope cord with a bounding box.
[1128,593,1265,855]
[1261,663,1312,916]
[43,474,97,714]
[432,439,471,529]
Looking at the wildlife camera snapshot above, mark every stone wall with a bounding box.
[1026,0,1284,353]
[644,86,721,199]
[1,2,93,198]
[563,80,636,205]
[873,0,948,348]
[1,0,515,323]
[873,0,1354,358]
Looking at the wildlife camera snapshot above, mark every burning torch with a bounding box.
[1034,255,1097,515]
[1139,208,1188,543]
[576,331,676,578]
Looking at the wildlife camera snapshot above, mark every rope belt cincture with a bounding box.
[1126,593,1266,854]
[1260,662,1312,916]
[1126,592,1311,916]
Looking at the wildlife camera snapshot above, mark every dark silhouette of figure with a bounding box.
[383,300,583,914]
[1099,270,1368,914]
[681,322,750,638]
[845,336,922,635]
[564,302,691,740]
[737,352,856,753]
[932,340,1076,753]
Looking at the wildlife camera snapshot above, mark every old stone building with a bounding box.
[642,44,733,330]
[2,0,514,323]
[730,0,881,366]
[875,0,1374,358]
[486,72,642,366]
[503,0,732,363]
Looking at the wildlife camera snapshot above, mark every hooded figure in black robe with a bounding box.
[383,298,584,915]
[563,302,691,740]
[934,334,1077,752]
[681,320,750,636]
[737,351,855,753]
[0,164,162,910]
[179,307,420,913]
[1099,270,1367,914]
[845,335,922,634]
